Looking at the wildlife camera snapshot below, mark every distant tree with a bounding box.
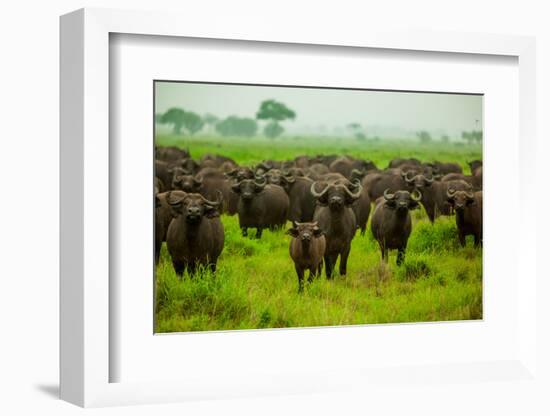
[441,134,450,143]
[473,130,483,144]
[263,121,284,139]
[416,130,432,143]
[216,116,258,137]
[347,122,367,141]
[154,113,164,124]
[182,112,204,135]
[461,130,482,145]
[160,107,186,135]
[256,99,295,139]
[203,113,219,134]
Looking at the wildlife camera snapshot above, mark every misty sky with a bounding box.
[155,81,482,138]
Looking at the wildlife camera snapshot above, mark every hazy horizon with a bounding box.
[155,81,483,139]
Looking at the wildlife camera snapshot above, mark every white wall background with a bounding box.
[0,1,548,415]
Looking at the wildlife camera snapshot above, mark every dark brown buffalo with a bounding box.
[311,154,340,167]
[329,156,377,179]
[306,163,330,180]
[155,146,190,162]
[388,158,421,169]
[288,221,326,292]
[278,173,317,223]
[311,181,361,278]
[171,168,233,213]
[263,168,284,186]
[165,192,224,276]
[442,173,482,191]
[371,189,421,265]
[362,171,414,201]
[155,191,181,265]
[293,155,311,168]
[225,167,255,215]
[231,178,289,238]
[156,158,200,190]
[447,189,483,247]
[425,161,463,176]
[468,160,483,175]
[200,154,238,169]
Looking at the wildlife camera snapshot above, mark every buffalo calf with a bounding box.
[288,221,326,291]
[447,189,483,247]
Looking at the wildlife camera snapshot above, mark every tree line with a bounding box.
[156,99,295,139]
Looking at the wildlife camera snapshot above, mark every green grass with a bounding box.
[155,134,482,332]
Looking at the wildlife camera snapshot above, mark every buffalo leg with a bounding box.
[209,262,217,273]
[474,234,481,248]
[172,261,186,279]
[255,227,263,239]
[241,227,248,237]
[339,245,351,276]
[308,266,317,283]
[458,232,466,247]
[324,255,334,279]
[379,243,388,263]
[295,265,305,292]
[396,248,406,266]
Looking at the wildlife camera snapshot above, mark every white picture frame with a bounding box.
[60,7,538,408]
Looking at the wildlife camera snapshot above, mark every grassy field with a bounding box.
[155,134,483,333]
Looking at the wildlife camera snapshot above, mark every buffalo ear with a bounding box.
[287,228,299,238]
[313,226,324,237]
[231,183,241,194]
[317,192,328,206]
[409,200,420,209]
[204,204,220,218]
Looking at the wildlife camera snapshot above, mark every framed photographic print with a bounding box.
[60,8,539,408]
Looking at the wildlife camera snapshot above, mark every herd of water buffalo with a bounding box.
[155,145,482,291]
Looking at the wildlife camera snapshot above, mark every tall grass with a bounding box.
[155,134,482,332]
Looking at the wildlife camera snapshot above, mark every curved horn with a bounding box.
[167,191,186,206]
[310,182,329,198]
[193,175,203,185]
[411,189,422,201]
[466,190,475,199]
[343,182,362,199]
[403,171,415,183]
[383,189,395,200]
[446,187,457,199]
[201,190,223,207]
[425,174,434,183]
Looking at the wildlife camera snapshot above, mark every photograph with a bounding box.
[154,81,483,333]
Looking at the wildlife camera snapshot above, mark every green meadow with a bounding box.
[155,134,482,333]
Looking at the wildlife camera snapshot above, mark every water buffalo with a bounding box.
[447,189,483,247]
[172,168,233,213]
[155,146,190,162]
[362,171,413,201]
[442,173,482,191]
[311,181,361,278]
[371,189,422,265]
[388,158,421,169]
[329,156,377,179]
[279,173,317,222]
[287,221,326,292]
[425,161,463,175]
[155,191,182,265]
[306,163,331,180]
[468,160,483,175]
[232,178,289,238]
[165,191,224,276]
[225,167,255,215]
